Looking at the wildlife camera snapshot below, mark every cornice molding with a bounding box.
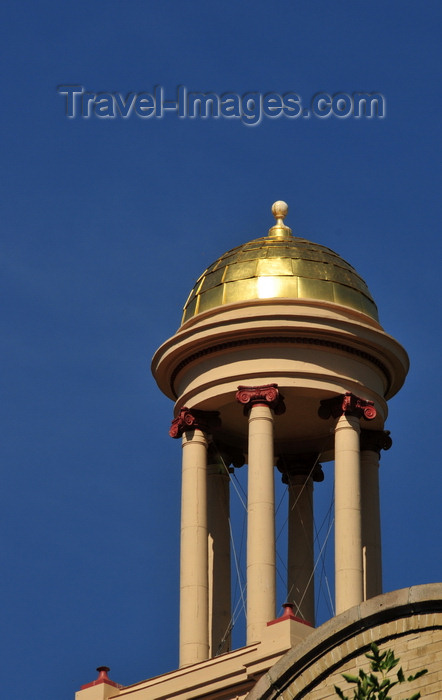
[169,336,391,398]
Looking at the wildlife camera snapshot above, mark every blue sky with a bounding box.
[1,1,441,698]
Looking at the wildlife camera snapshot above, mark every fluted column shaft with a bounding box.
[236,384,285,644]
[246,402,276,643]
[319,393,376,615]
[207,461,231,656]
[334,412,363,614]
[179,428,209,666]
[287,472,315,625]
[170,407,220,666]
[360,430,391,600]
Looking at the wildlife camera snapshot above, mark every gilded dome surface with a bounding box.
[182,202,378,324]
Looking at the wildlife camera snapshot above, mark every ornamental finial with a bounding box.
[269,200,292,239]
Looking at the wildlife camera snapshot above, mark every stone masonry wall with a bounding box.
[247,584,442,700]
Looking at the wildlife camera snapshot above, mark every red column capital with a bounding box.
[235,384,286,415]
[360,429,392,454]
[169,407,220,439]
[318,392,376,421]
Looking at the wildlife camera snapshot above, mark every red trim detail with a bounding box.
[169,407,198,438]
[318,392,376,421]
[235,384,286,415]
[169,407,220,439]
[80,667,122,690]
[267,603,313,627]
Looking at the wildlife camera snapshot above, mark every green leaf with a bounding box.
[397,667,405,683]
[383,649,399,672]
[336,645,426,700]
[408,669,428,681]
[334,684,347,699]
[342,673,359,683]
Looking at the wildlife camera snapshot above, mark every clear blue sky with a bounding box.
[1,1,441,698]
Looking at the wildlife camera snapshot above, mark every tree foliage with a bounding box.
[334,642,427,700]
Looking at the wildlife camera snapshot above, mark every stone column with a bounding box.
[169,407,218,667]
[277,456,324,626]
[319,392,376,615]
[360,429,392,600]
[236,384,285,644]
[207,446,232,656]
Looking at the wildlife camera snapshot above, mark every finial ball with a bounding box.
[272,200,288,219]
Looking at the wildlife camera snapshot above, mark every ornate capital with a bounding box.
[318,392,376,421]
[360,429,392,455]
[235,383,286,415]
[169,407,220,439]
[277,454,324,483]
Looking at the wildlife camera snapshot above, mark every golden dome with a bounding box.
[181,202,378,325]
